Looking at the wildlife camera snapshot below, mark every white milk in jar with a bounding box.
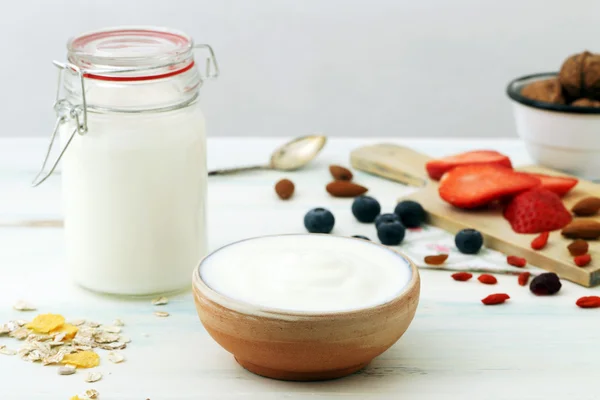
[33,27,218,295]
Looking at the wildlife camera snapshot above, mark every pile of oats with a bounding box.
[0,308,130,384]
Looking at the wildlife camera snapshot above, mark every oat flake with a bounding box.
[153,311,169,317]
[100,325,121,334]
[107,351,125,363]
[151,296,168,306]
[85,371,102,383]
[119,335,131,343]
[113,318,124,326]
[70,319,86,326]
[0,347,17,356]
[13,300,36,312]
[85,389,100,399]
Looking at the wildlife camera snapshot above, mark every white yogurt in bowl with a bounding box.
[199,234,413,313]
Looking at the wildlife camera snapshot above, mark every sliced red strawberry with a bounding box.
[525,173,578,197]
[503,187,572,233]
[426,150,513,180]
[438,165,540,209]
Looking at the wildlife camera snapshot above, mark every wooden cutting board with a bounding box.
[350,143,600,287]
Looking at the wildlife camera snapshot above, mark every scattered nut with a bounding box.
[58,365,77,375]
[325,181,368,198]
[561,219,600,239]
[329,165,353,181]
[274,178,295,200]
[568,239,589,256]
[572,196,600,216]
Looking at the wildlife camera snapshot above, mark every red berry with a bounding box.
[481,293,510,305]
[531,232,550,250]
[478,274,497,284]
[451,272,473,281]
[503,188,572,234]
[507,255,527,268]
[576,296,600,308]
[426,150,513,181]
[574,253,592,267]
[518,272,531,286]
[438,165,539,209]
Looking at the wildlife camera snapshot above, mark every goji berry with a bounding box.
[574,253,591,267]
[478,274,497,284]
[576,296,600,308]
[518,272,531,286]
[451,272,473,281]
[531,231,549,250]
[529,272,561,295]
[424,254,449,265]
[481,293,510,305]
[507,255,526,268]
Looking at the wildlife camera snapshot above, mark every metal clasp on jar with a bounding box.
[31,44,219,187]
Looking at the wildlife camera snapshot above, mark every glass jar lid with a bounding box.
[67,26,195,81]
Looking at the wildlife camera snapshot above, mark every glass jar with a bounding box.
[33,27,218,295]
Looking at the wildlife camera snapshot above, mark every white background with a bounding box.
[1,0,598,138]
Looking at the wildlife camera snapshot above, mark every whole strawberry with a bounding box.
[503,187,572,234]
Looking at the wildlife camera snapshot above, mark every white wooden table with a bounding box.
[1,137,598,400]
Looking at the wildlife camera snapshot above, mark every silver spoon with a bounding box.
[208,135,327,176]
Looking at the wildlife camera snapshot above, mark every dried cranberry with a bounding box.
[529,272,562,295]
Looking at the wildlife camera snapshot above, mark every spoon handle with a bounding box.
[208,165,269,176]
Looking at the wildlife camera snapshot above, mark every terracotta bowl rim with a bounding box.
[506,71,600,114]
[193,233,420,320]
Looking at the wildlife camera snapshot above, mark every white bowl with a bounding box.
[507,72,600,180]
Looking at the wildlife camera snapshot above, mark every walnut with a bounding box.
[521,78,565,104]
[571,98,600,107]
[559,51,600,100]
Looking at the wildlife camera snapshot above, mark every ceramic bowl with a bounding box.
[506,72,600,180]
[192,234,420,381]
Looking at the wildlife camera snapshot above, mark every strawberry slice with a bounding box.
[503,187,572,233]
[525,173,578,197]
[438,165,540,209]
[426,150,513,180]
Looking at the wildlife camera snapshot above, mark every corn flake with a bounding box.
[50,323,79,340]
[61,351,100,368]
[69,396,81,400]
[25,314,65,334]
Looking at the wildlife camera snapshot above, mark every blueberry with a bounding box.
[375,213,401,229]
[377,222,405,245]
[394,200,426,228]
[455,228,483,254]
[304,208,335,233]
[351,196,381,223]
[352,235,371,241]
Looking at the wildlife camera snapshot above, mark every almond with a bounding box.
[275,178,294,200]
[568,239,589,256]
[561,219,600,240]
[424,254,448,265]
[329,165,353,181]
[572,196,600,216]
[326,181,368,197]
